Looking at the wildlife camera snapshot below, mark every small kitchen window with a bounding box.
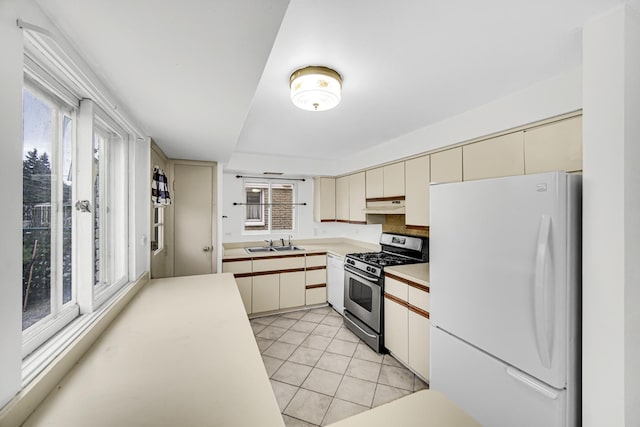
[242,179,296,233]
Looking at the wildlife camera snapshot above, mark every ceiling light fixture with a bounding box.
[290,66,342,112]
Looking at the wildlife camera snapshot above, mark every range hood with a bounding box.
[363,199,406,215]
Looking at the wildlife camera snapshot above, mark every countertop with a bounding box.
[385,263,430,286]
[222,238,379,260]
[327,390,480,427]
[22,274,284,427]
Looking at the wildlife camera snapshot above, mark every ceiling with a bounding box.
[35,0,630,169]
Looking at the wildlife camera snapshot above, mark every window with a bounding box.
[243,180,296,233]
[152,207,164,253]
[22,81,78,342]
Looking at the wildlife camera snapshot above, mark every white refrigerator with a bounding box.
[429,172,581,427]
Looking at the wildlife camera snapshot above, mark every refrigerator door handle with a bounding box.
[506,366,561,400]
[534,214,552,368]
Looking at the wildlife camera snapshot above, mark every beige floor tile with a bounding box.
[291,320,319,333]
[321,398,368,426]
[311,324,339,338]
[326,309,343,318]
[310,306,332,315]
[300,335,332,351]
[252,315,279,326]
[279,330,310,346]
[320,315,344,327]
[282,414,318,427]
[382,353,404,367]
[251,322,267,335]
[273,361,314,387]
[256,325,288,340]
[345,358,382,382]
[284,388,332,425]
[301,368,343,396]
[414,375,429,391]
[334,327,360,343]
[256,337,274,352]
[263,341,298,360]
[325,338,357,357]
[272,317,298,329]
[282,310,307,320]
[270,379,299,411]
[288,346,324,367]
[377,364,414,391]
[315,352,351,375]
[335,376,376,407]
[301,312,326,323]
[262,355,285,377]
[352,342,384,363]
[371,383,411,407]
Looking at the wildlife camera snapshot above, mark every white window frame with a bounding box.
[242,179,297,235]
[152,206,165,254]
[21,77,80,357]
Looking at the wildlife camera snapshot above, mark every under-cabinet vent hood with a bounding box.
[363,199,405,215]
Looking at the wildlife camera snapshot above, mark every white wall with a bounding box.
[583,4,640,426]
[0,0,27,409]
[0,0,150,409]
[221,172,381,244]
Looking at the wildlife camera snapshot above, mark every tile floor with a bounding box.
[250,306,428,426]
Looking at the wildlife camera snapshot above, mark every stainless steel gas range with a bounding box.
[343,233,429,353]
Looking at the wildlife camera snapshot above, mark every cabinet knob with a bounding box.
[203,246,212,252]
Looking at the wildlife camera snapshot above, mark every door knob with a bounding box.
[203,246,212,252]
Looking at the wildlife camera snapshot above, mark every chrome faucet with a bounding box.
[288,234,293,246]
[264,239,273,247]
[281,238,286,247]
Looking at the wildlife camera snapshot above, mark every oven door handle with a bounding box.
[344,314,378,339]
[345,265,379,283]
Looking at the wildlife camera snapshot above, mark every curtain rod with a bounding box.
[233,202,307,206]
[236,175,306,182]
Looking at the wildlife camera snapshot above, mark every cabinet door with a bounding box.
[524,116,582,174]
[252,274,279,313]
[314,177,336,222]
[384,295,409,364]
[383,163,405,197]
[409,311,430,381]
[222,260,252,274]
[405,155,430,227]
[431,147,462,183]
[235,276,252,314]
[280,271,306,309]
[306,287,327,305]
[349,172,366,223]
[336,176,350,221]
[463,132,524,181]
[366,167,384,199]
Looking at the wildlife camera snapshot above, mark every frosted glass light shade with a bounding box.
[290,66,342,111]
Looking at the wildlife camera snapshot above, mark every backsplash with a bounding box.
[381,214,429,238]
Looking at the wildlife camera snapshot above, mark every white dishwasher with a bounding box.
[327,253,345,315]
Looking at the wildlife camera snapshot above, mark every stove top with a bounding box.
[346,251,420,267]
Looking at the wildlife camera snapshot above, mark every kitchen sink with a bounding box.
[245,247,276,253]
[272,245,304,252]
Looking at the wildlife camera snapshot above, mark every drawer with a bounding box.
[306,254,327,268]
[408,285,430,312]
[384,276,408,301]
[222,260,252,274]
[306,268,326,285]
[253,255,305,272]
[306,287,326,305]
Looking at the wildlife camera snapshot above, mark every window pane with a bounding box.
[244,182,268,231]
[93,132,102,286]
[272,183,294,231]
[62,115,73,304]
[22,88,53,330]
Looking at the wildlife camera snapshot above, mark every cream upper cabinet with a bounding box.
[405,155,430,227]
[366,163,405,199]
[349,172,366,223]
[430,147,462,183]
[524,116,582,174]
[463,131,525,181]
[366,167,384,199]
[335,176,350,222]
[313,177,336,222]
[383,163,405,197]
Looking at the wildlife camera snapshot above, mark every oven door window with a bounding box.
[348,278,373,312]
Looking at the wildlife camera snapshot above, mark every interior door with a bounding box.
[173,163,216,276]
[430,172,569,388]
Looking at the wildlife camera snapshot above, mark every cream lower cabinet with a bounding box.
[306,254,327,305]
[280,271,306,309]
[235,276,252,314]
[384,273,430,381]
[252,274,280,313]
[223,259,253,314]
